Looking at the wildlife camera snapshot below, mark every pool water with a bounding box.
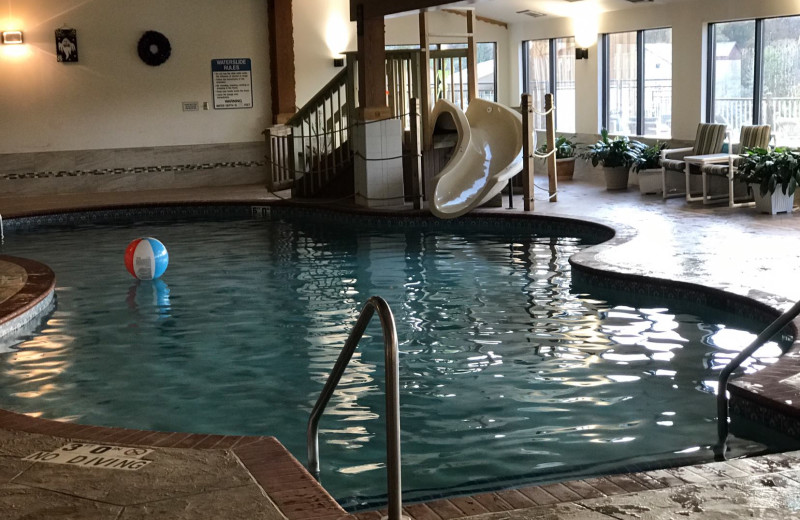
[0,213,786,508]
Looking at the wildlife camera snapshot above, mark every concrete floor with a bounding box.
[2,172,800,519]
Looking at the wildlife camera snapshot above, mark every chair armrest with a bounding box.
[661,147,693,161]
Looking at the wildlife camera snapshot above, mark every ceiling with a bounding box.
[440,0,700,24]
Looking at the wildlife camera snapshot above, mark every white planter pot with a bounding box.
[637,168,663,195]
[751,184,794,214]
[602,166,629,190]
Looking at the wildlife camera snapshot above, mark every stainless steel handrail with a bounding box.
[307,296,406,520]
[716,299,800,458]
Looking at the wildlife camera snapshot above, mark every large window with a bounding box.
[602,28,672,138]
[522,37,576,132]
[708,16,800,146]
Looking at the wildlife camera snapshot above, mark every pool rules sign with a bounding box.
[212,58,253,109]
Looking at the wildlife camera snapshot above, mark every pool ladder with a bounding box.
[307,296,409,520]
[716,298,800,459]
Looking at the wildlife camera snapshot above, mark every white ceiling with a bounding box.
[440,0,700,24]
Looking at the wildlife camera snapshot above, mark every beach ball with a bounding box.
[125,237,169,280]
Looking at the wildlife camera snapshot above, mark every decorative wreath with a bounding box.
[137,31,171,66]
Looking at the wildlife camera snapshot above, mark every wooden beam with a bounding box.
[419,11,432,150]
[356,12,391,120]
[267,0,296,124]
[350,0,454,21]
[466,10,477,103]
[441,9,508,29]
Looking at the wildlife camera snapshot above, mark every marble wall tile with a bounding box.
[153,145,197,166]
[75,149,116,171]
[227,141,268,162]
[0,154,35,175]
[115,147,155,169]
[196,143,233,164]
[33,151,79,173]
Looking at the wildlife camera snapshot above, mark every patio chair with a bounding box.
[660,123,727,199]
[698,124,771,207]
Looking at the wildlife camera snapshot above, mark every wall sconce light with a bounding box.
[333,57,344,67]
[2,31,23,45]
[575,48,589,60]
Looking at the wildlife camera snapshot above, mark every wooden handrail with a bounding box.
[287,68,349,127]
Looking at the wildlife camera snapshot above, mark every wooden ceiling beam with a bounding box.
[442,8,508,29]
[350,0,456,20]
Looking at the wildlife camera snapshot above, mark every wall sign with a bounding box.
[55,28,78,63]
[212,58,253,109]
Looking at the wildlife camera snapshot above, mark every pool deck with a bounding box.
[2,175,800,519]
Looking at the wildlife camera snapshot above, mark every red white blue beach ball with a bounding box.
[124,237,169,280]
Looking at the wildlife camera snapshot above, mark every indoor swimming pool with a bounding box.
[0,208,788,509]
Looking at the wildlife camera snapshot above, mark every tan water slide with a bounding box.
[427,98,524,219]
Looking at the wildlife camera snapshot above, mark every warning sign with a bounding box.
[23,443,153,471]
[212,58,253,110]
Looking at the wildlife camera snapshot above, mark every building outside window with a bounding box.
[708,16,800,146]
[602,28,672,138]
[522,37,576,132]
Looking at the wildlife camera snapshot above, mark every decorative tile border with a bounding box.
[0,161,265,181]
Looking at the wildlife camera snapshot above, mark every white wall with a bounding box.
[508,0,800,140]
[292,4,512,107]
[0,0,270,154]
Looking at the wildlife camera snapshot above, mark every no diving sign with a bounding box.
[24,443,154,471]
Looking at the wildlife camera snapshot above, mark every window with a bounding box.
[602,28,672,137]
[708,16,800,146]
[522,37,576,132]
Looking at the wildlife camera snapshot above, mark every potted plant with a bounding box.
[537,135,578,181]
[628,141,667,195]
[581,129,636,190]
[734,146,800,214]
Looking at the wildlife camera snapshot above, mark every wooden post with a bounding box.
[264,127,275,191]
[466,10,478,104]
[521,94,534,212]
[356,8,391,120]
[345,53,357,147]
[545,93,558,202]
[267,0,296,124]
[410,98,423,210]
[419,12,432,150]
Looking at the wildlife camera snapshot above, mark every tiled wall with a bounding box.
[0,142,267,196]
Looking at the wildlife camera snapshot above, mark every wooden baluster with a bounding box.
[545,93,558,203]
[521,94,534,212]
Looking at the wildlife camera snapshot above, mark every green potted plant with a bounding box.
[537,135,578,181]
[734,146,800,214]
[580,129,636,190]
[627,141,667,195]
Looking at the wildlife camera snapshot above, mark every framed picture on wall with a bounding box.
[55,28,78,63]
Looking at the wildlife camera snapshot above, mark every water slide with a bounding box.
[427,98,524,219]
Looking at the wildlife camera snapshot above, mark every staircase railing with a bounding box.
[716,299,800,457]
[307,296,405,520]
[263,46,474,197]
[286,61,355,197]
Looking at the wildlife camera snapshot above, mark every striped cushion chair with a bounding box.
[700,124,771,207]
[660,123,727,199]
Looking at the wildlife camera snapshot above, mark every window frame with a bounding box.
[706,17,771,126]
[601,27,672,137]
[521,36,576,132]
